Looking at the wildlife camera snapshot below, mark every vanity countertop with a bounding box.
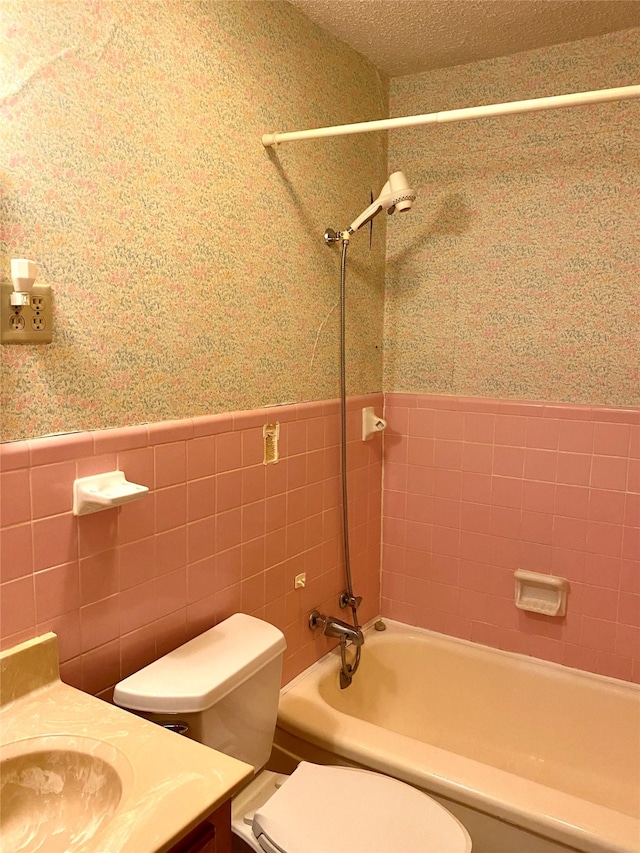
[0,632,254,853]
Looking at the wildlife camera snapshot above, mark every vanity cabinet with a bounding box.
[168,800,232,853]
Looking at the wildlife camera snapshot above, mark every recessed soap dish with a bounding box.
[514,570,569,617]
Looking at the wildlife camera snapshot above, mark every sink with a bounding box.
[0,735,133,853]
[0,633,253,853]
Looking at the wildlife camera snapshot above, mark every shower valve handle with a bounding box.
[339,591,362,610]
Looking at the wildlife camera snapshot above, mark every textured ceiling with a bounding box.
[288,0,640,77]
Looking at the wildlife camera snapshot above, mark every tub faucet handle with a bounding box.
[309,610,326,632]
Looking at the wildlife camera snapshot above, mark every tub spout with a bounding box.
[309,611,364,646]
[326,616,364,646]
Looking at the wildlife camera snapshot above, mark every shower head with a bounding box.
[348,171,416,234]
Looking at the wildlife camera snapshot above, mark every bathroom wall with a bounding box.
[1,0,387,441]
[0,396,383,695]
[382,394,639,682]
[3,5,638,692]
[385,27,639,406]
[382,29,639,682]
[0,1,387,692]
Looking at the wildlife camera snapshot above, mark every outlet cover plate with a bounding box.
[1,283,52,343]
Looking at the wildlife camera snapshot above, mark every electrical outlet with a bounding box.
[31,315,46,332]
[10,315,26,331]
[1,283,52,343]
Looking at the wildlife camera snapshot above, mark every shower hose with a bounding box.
[338,237,361,688]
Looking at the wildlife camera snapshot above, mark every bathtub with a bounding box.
[272,620,639,853]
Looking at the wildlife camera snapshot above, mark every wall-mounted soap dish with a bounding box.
[73,471,149,516]
[514,570,569,617]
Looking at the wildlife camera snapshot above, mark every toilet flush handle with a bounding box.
[155,720,190,736]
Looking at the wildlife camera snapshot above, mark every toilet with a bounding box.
[114,613,472,853]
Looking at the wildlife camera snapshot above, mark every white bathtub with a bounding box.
[272,620,639,853]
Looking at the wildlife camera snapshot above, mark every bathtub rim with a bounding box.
[283,617,640,698]
[278,618,640,853]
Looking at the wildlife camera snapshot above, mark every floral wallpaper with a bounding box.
[385,27,639,407]
[0,1,388,441]
[3,6,638,442]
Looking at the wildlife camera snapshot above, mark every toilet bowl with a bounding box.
[114,614,471,853]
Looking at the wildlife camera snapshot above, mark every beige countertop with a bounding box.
[0,633,254,853]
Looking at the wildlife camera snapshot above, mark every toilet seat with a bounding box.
[251,762,472,853]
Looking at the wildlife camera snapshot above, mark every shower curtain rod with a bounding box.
[261,84,640,147]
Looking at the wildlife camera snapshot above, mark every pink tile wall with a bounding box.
[0,395,382,696]
[382,393,640,683]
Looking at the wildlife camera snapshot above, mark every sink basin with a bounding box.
[0,735,133,853]
[0,633,253,853]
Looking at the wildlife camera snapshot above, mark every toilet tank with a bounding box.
[114,614,287,771]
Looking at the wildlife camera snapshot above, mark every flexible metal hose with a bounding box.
[338,238,361,686]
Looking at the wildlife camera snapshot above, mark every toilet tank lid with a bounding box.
[113,613,287,714]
